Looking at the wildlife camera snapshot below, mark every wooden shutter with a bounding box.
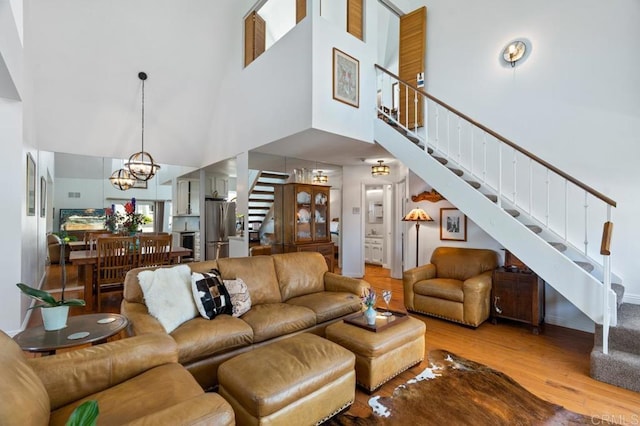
[347,0,363,40]
[244,11,266,67]
[399,7,426,128]
[296,0,306,23]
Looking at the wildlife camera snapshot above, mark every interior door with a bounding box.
[347,0,363,40]
[399,7,426,129]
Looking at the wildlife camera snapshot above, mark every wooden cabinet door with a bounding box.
[399,7,426,129]
[312,187,330,242]
[294,185,313,243]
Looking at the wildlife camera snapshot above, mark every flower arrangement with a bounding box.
[104,198,151,234]
[361,289,376,308]
[104,204,118,233]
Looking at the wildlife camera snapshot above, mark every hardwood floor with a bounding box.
[34,263,640,423]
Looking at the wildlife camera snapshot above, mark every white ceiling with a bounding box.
[26,0,401,178]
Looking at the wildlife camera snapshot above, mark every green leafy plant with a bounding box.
[16,283,85,309]
[66,400,99,426]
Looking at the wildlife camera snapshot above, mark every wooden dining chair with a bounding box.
[95,236,137,312]
[138,234,173,267]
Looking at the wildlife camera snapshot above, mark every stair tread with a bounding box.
[575,261,595,273]
[484,194,498,203]
[617,303,640,330]
[548,242,567,252]
[526,224,543,234]
[252,190,275,195]
[591,345,640,393]
[612,283,625,308]
[260,172,289,179]
[448,167,464,177]
[505,209,520,218]
[466,180,481,189]
[432,156,448,165]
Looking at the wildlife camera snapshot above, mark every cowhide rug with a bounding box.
[327,349,604,426]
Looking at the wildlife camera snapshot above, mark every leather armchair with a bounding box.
[403,246,498,327]
[0,331,234,426]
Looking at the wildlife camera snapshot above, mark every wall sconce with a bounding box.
[371,160,390,177]
[502,40,526,67]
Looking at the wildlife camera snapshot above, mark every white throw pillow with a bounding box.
[138,265,198,333]
[224,278,252,317]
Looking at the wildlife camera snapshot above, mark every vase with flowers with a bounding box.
[361,289,377,326]
[122,198,146,235]
[104,204,119,233]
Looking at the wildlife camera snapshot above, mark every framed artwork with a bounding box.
[40,177,47,217]
[332,48,359,108]
[440,208,467,241]
[132,179,148,189]
[26,153,36,216]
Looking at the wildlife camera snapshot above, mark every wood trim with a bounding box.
[600,221,613,255]
[347,0,363,40]
[296,0,306,23]
[375,64,617,208]
[411,189,445,203]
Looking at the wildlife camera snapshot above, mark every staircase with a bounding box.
[248,171,289,235]
[373,65,639,392]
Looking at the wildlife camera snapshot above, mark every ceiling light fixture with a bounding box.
[125,72,160,181]
[502,40,526,67]
[371,160,390,177]
[313,170,328,184]
[109,167,135,191]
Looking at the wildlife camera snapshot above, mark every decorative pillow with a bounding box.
[191,270,233,320]
[223,278,252,317]
[137,265,198,333]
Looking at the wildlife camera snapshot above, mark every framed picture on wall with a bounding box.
[132,179,148,189]
[40,177,47,218]
[26,153,36,216]
[440,208,467,241]
[332,48,359,108]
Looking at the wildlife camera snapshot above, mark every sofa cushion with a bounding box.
[0,332,50,426]
[191,272,233,320]
[48,364,206,426]
[272,252,327,301]
[240,303,316,343]
[217,256,282,305]
[414,278,464,303]
[138,265,198,333]
[431,247,498,281]
[287,291,362,323]
[223,278,252,317]
[170,315,254,365]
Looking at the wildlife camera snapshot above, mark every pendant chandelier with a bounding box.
[313,170,328,184]
[371,160,390,177]
[109,167,135,191]
[125,72,160,181]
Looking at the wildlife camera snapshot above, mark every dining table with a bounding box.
[70,246,192,312]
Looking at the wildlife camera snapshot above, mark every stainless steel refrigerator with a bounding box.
[205,198,236,260]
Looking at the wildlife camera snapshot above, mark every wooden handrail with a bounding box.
[375,64,617,208]
[600,221,613,256]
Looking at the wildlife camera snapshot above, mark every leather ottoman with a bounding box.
[218,333,355,425]
[325,316,426,392]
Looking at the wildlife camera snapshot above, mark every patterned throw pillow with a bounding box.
[191,270,233,320]
[223,278,252,317]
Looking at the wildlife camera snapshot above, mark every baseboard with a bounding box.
[545,314,595,333]
[622,292,640,305]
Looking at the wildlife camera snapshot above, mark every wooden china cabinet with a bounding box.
[273,183,334,271]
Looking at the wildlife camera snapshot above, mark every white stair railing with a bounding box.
[375,64,617,349]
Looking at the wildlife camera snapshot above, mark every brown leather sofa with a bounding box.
[47,234,69,264]
[0,331,234,426]
[122,251,370,390]
[403,246,499,327]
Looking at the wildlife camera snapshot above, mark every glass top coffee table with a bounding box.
[13,313,128,355]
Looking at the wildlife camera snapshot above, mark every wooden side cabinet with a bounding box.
[491,268,545,334]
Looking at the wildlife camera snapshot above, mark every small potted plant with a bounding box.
[17,235,85,330]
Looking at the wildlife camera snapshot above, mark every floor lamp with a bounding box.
[402,208,434,267]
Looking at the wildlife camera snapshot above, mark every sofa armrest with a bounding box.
[121,300,167,335]
[402,264,436,310]
[28,333,177,410]
[462,270,494,326]
[324,272,370,296]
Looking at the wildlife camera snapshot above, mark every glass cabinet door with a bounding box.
[312,187,329,241]
[294,186,313,242]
